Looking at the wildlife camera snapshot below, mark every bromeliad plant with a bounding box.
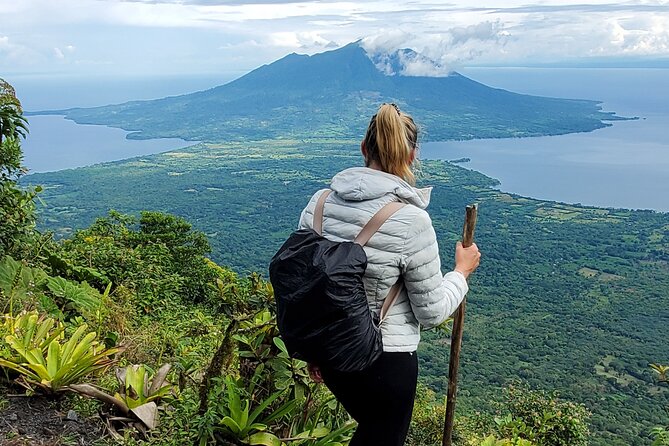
[282,393,355,446]
[0,310,120,392]
[71,363,174,434]
[196,306,355,446]
[651,364,669,383]
[115,363,174,409]
[215,375,298,445]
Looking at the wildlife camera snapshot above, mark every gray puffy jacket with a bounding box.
[298,167,468,352]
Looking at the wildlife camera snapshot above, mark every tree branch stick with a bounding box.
[443,203,478,446]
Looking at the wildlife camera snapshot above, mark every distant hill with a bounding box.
[39,42,627,142]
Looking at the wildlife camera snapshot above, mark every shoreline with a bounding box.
[22,113,667,213]
[419,103,668,214]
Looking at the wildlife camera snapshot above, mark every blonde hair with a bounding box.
[363,103,419,185]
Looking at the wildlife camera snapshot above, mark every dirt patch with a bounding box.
[579,267,599,278]
[578,267,624,282]
[0,392,107,445]
[599,272,624,282]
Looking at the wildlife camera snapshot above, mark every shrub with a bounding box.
[494,383,590,446]
[57,210,220,310]
[0,255,104,321]
[0,79,36,259]
[406,384,446,446]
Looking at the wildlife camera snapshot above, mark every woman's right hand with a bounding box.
[308,363,323,383]
[454,241,481,279]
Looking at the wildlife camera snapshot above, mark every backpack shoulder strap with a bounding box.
[354,201,406,246]
[354,201,407,322]
[380,281,403,322]
[313,189,332,235]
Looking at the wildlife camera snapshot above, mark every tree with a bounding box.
[0,79,37,257]
[0,78,29,145]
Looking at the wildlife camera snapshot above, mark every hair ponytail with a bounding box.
[363,103,418,185]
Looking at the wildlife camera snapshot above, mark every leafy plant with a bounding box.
[0,255,104,320]
[650,364,669,383]
[0,255,48,314]
[481,435,535,446]
[283,395,355,446]
[405,384,446,446]
[46,276,101,315]
[55,210,219,312]
[0,311,120,392]
[651,426,669,446]
[494,384,590,446]
[0,79,29,144]
[115,363,174,409]
[0,79,36,258]
[270,337,310,401]
[71,363,173,433]
[217,376,298,444]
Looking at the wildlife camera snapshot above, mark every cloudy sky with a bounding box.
[1,0,668,78]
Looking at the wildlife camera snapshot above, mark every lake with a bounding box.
[421,116,669,212]
[21,115,195,173]
[422,67,669,212]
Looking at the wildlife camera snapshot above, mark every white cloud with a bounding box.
[613,15,669,55]
[268,31,336,49]
[362,22,510,76]
[53,44,76,60]
[399,52,448,77]
[1,0,668,76]
[0,35,40,64]
[0,36,20,55]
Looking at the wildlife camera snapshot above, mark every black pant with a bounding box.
[321,352,418,446]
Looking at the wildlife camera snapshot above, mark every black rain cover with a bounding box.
[269,229,383,372]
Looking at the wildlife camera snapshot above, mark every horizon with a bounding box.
[6,41,669,113]
[1,0,668,79]
[9,66,668,114]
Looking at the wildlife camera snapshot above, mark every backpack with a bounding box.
[269,190,405,372]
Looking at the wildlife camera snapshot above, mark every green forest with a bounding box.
[3,77,669,446]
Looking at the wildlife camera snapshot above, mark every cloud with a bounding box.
[268,31,337,49]
[1,0,669,77]
[124,0,327,4]
[0,35,39,63]
[449,21,507,46]
[489,3,669,15]
[53,44,76,60]
[398,51,448,77]
[362,21,510,76]
[1,36,18,53]
[611,15,669,55]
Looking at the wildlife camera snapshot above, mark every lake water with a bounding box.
[9,74,222,173]
[12,69,669,211]
[422,68,669,212]
[21,115,194,173]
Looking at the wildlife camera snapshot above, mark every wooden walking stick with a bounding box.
[442,204,478,446]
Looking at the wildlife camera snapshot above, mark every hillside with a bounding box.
[36,42,627,142]
[24,141,669,446]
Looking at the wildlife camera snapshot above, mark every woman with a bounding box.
[297,103,481,446]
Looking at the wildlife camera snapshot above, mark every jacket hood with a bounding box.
[330,167,432,209]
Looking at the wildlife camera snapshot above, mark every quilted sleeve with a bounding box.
[401,210,469,329]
